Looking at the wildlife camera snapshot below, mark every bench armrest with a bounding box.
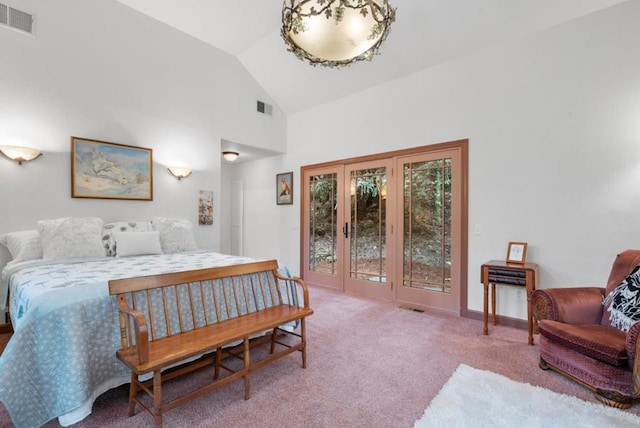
[273,270,310,310]
[531,287,605,325]
[116,295,149,365]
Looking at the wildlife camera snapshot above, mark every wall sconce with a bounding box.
[0,145,43,165]
[167,167,192,180]
[222,151,239,162]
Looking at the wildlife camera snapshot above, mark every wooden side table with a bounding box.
[481,260,539,345]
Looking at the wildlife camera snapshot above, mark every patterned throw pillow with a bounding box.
[102,221,153,256]
[603,265,640,331]
[151,217,198,254]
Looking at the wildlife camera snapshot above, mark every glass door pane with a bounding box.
[309,173,338,275]
[403,159,452,292]
[350,167,387,282]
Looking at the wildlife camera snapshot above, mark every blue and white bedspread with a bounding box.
[0,251,293,428]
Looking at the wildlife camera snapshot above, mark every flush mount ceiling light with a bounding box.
[222,151,239,162]
[281,0,396,68]
[0,145,42,165]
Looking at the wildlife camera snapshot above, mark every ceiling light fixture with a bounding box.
[222,151,239,162]
[0,145,43,165]
[281,0,396,68]
[167,167,192,180]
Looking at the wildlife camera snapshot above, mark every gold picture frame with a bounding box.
[71,136,153,200]
[506,242,528,264]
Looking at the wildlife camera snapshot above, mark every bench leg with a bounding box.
[270,327,278,354]
[214,346,222,379]
[301,318,307,369]
[153,370,163,427]
[128,372,138,416]
[243,338,251,400]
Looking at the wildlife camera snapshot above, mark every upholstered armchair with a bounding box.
[530,249,640,408]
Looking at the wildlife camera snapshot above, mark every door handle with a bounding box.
[343,222,349,239]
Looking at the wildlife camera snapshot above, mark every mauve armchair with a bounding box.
[530,249,640,408]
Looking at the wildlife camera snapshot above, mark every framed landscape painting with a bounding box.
[71,136,153,200]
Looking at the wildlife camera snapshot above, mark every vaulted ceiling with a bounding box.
[116,0,627,115]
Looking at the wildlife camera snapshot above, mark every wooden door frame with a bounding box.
[300,139,469,316]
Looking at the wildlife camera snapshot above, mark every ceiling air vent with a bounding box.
[0,3,34,35]
[256,100,273,116]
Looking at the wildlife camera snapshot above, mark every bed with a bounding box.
[0,217,295,427]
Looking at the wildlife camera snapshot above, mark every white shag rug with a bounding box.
[414,364,640,428]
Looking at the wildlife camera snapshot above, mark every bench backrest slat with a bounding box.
[250,275,260,313]
[162,288,171,338]
[241,276,250,317]
[146,289,157,341]
[199,282,209,325]
[222,278,231,321]
[211,280,221,323]
[187,284,196,331]
[231,278,241,316]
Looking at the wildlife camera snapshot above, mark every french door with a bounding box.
[302,167,344,291]
[301,141,466,314]
[343,160,394,300]
[395,148,462,313]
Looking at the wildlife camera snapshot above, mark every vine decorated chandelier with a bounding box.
[281,0,396,68]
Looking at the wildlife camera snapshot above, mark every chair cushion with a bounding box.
[538,320,628,366]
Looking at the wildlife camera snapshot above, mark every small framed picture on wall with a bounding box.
[506,242,528,264]
[276,171,293,205]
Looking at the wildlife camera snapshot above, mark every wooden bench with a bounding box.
[108,259,313,427]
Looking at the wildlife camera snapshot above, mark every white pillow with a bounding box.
[38,217,105,260]
[0,230,43,263]
[114,231,162,257]
[103,221,154,256]
[151,217,199,254]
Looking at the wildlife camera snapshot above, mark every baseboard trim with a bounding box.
[462,309,528,331]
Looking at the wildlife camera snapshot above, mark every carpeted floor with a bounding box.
[1,285,639,427]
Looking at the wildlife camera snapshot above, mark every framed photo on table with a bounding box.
[506,242,528,264]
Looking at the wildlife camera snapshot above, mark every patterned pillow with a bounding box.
[151,217,198,254]
[0,230,43,263]
[38,217,104,260]
[102,221,153,256]
[603,265,640,331]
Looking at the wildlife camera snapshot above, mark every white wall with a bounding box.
[234,1,640,319]
[0,0,286,265]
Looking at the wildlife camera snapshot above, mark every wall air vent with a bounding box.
[0,3,34,35]
[256,100,273,116]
